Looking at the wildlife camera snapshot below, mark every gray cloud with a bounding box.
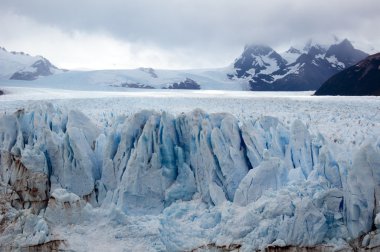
[0,0,379,69]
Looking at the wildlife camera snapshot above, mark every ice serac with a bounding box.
[0,104,101,205]
[60,110,100,197]
[164,146,197,204]
[0,112,49,213]
[45,188,92,225]
[210,115,249,201]
[175,110,219,204]
[1,104,380,251]
[94,110,378,250]
[345,141,380,238]
[117,112,178,214]
[241,116,289,168]
[234,154,286,206]
[110,110,249,213]
[63,110,380,251]
[288,119,314,178]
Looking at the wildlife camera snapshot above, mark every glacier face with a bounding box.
[1,104,380,251]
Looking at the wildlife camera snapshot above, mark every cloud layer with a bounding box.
[0,0,379,69]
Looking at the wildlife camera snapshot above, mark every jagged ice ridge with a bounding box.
[1,103,380,251]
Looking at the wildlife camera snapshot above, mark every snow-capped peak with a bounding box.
[325,38,369,67]
[0,46,63,80]
[232,44,287,78]
[230,38,370,91]
[281,47,303,64]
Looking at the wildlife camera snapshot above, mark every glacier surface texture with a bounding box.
[1,104,380,251]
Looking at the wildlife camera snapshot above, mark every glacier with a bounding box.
[1,103,380,251]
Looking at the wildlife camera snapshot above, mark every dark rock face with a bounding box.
[116,82,155,89]
[0,240,64,252]
[10,58,59,81]
[191,243,241,251]
[230,39,369,91]
[125,83,155,89]
[249,47,334,91]
[325,39,369,67]
[265,245,335,252]
[139,67,158,78]
[233,45,287,79]
[166,78,201,90]
[260,48,337,91]
[1,152,50,213]
[315,53,380,96]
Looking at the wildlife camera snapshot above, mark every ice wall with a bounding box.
[0,104,380,251]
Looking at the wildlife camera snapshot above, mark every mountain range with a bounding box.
[228,39,369,91]
[0,39,372,91]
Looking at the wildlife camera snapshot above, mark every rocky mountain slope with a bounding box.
[0,47,63,80]
[228,39,369,91]
[315,53,380,96]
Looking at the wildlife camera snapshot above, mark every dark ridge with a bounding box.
[315,53,380,96]
[165,78,201,90]
[325,39,369,67]
[191,243,242,252]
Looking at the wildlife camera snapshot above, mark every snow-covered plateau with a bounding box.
[1,87,380,251]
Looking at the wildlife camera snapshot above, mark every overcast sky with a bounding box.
[0,0,379,70]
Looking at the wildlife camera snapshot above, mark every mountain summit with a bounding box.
[230,44,287,80]
[324,39,369,67]
[0,47,63,80]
